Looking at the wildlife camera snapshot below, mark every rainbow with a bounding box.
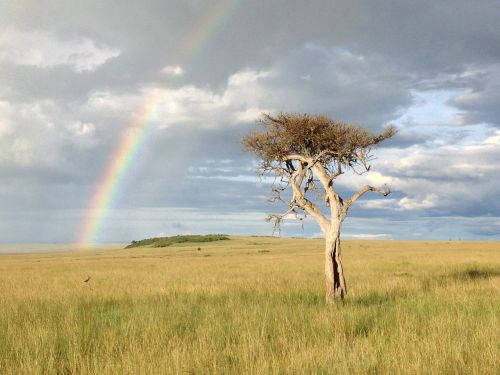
[78,0,239,246]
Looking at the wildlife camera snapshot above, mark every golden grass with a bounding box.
[0,237,499,374]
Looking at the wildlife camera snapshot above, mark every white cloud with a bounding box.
[84,68,273,128]
[161,65,184,77]
[484,131,500,145]
[233,107,270,122]
[0,101,14,136]
[398,194,438,210]
[360,199,397,210]
[0,29,120,72]
[67,121,95,136]
[0,98,100,170]
[85,85,227,127]
[226,69,272,86]
[329,125,500,217]
[283,212,301,220]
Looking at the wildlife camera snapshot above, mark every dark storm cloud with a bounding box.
[447,66,500,127]
[243,45,413,128]
[2,0,500,88]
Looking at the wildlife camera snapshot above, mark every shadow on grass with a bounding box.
[420,265,500,292]
[449,265,500,281]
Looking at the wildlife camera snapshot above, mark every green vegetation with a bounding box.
[0,238,499,374]
[125,234,229,248]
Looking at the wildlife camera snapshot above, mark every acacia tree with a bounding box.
[243,113,395,303]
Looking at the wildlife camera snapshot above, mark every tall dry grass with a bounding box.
[0,237,499,374]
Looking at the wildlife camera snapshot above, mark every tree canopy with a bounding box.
[243,113,395,174]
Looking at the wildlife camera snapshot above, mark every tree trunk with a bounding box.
[325,227,347,303]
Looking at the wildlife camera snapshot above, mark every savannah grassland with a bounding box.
[0,237,499,374]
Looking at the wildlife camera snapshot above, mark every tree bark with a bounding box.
[325,226,347,303]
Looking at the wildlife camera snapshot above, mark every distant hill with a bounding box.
[125,234,229,249]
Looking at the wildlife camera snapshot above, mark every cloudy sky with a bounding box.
[1,0,499,243]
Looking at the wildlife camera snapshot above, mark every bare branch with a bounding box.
[343,184,390,214]
[266,205,303,235]
[351,164,370,175]
[284,154,309,163]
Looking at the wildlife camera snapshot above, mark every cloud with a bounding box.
[67,121,96,136]
[484,131,500,145]
[0,100,14,135]
[358,136,500,217]
[398,194,438,210]
[359,199,397,210]
[230,45,412,128]
[161,65,184,77]
[82,44,413,133]
[447,64,500,127]
[0,29,120,72]
[2,39,499,241]
[0,1,499,242]
[0,98,99,182]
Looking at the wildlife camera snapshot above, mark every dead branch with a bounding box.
[343,184,390,215]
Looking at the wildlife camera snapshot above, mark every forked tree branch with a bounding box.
[289,162,330,229]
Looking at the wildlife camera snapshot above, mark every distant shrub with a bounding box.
[125,234,229,249]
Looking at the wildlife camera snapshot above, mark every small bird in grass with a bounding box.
[83,275,91,285]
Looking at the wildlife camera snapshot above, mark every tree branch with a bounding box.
[289,162,330,230]
[266,205,302,235]
[343,184,390,214]
[284,154,309,163]
[312,163,341,219]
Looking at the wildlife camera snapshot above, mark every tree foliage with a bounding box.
[243,112,395,176]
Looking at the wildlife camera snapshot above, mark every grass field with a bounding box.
[0,237,499,374]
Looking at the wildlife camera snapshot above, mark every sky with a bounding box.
[0,0,499,243]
